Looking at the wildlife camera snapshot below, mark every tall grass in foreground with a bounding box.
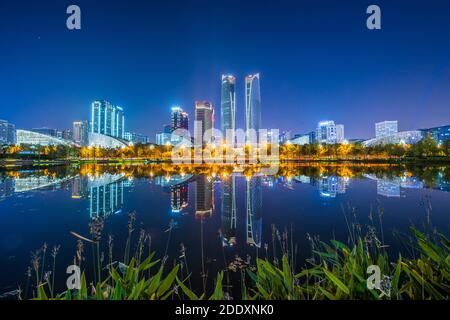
[246,228,449,300]
[24,224,449,300]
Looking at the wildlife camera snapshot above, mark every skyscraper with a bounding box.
[170,106,189,132]
[245,73,261,143]
[91,100,124,139]
[194,101,214,146]
[0,120,16,145]
[73,120,89,146]
[220,75,236,138]
[376,121,398,138]
[62,129,73,141]
[336,124,345,143]
[317,121,336,144]
[317,121,345,144]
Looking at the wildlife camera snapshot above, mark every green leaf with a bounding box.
[256,283,270,299]
[125,258,137,283]
[330,240,349,251]
[392,256,402,291]
[112,281,123,300]
[417,240,444,264]
[78,273,88,300]
[147,266,163,295]
[318,287,335,300]
[438,233,450,251]
[282,255,293,292]
[138,253,160,273]
[37,283,48,300]
[156,265,179,297]
[64,290,72,300]
[323,268,350,295]
[128,279,146,300]
[95,282,104,300]
[176,276,199,300]
[210,272,224,300]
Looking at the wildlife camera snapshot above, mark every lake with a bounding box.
[0,163,449,298]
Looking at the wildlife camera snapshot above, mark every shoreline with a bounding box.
[1,157,450,169]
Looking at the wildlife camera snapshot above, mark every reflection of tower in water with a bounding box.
[194,175,214,293]
[89,174,125,218]
[195,175,214,219]
[0,178,14,200]
[318,176,348,198]
[170,183,189,213]
[221,175,237,246]
[71,176,89,199]
[246,176,262,247]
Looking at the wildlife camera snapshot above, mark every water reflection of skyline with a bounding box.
[364,174,425,198]
[1,165,450,209]
[0,173,129,218]
[71,174,128,218]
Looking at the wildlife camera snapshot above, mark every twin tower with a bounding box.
[220,74,261,138]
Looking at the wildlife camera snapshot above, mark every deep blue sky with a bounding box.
[1,0,450,140]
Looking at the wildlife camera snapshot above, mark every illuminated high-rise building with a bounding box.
[91,100,124,139]
[317,120,344,144]
[375,121,398,139]
[336,124,345,143]
[245,74,261,143]
[170,106,189,132]
[194,101,214,146]
[0,120,16,145]
[220,75,236,138]
[62,129,73,141]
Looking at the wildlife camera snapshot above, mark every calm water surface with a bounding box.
[0,163,449,297]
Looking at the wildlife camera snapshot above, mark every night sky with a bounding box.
[1,0,450,140]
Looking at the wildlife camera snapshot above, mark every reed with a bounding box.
[28,225,449,300]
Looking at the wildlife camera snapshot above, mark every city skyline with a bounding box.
[1,0,450,140]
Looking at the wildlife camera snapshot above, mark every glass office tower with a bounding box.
[170,106,189,132]
[221,75,236,139]
[245,74,261,143]
[91,100,124,139]
[0,120,16,145]
[194,101,214,146]
[73,120,89,146]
